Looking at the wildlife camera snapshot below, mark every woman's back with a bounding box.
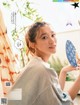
[6,57,73,105]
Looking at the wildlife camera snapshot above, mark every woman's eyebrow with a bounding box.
[41,33,47,36]
[39,33,47,37]
[51,31,56,34]
[39,31,56,38]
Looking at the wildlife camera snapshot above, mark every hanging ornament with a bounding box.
[78,20,80,26]
[66,22,72,26]
[11,11,16,24]
[14,39,24,50]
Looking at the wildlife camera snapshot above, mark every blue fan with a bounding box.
[66,40,77,67]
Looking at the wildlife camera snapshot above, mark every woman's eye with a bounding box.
[52,34,55,37]
[42,36,48,39]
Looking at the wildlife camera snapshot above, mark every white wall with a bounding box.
[55,29,80,63]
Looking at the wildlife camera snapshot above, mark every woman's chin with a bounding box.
[50,49,56,54]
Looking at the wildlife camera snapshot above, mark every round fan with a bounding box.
[66,40,77,67]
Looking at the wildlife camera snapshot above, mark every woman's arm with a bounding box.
[68,75,80,100]
[59,65,77,90]
[59,65,80,100]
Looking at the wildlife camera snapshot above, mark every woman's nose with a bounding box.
[49,37,56,44]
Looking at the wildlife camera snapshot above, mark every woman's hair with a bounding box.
[25,21,49,54]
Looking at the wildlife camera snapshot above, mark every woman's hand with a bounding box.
[61,64,80,74]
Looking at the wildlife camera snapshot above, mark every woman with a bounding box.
[6,22,80,105]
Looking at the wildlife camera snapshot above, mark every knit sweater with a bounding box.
[6,57,73,105]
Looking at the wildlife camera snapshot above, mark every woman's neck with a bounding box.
[34,53,50,62]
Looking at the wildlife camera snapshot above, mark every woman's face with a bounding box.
[34,25,57,58]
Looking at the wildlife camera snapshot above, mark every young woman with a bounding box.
[6,22,80,105]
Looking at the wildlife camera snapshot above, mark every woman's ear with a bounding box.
[29,41,35,49]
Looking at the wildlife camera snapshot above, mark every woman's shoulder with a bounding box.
[26,57,57,76]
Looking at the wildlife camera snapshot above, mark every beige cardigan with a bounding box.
[6,57,73,105]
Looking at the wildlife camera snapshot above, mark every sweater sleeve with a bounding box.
[31,67,73,105]
[32,85,73,105]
